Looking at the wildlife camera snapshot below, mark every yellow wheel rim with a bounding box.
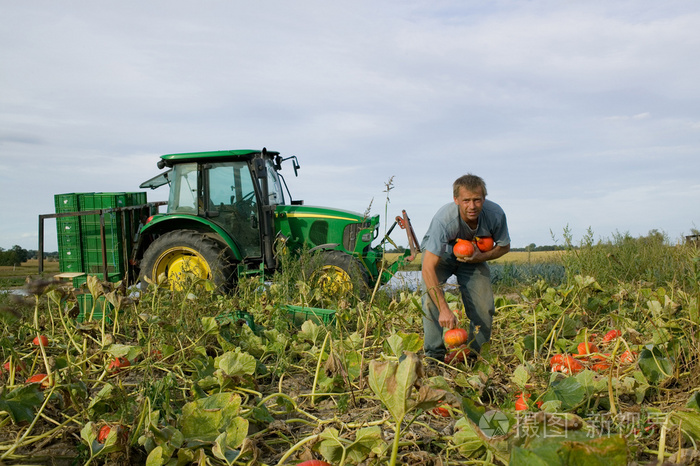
[153,247,211,291]
[315,265,353,296]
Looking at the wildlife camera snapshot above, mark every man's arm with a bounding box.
[458,243,510,263]
[422,250,458,329]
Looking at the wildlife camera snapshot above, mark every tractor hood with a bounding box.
[274,204,379,254]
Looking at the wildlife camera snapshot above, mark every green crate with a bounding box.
[78,192,128,210]
[285,305,336,327]
[78,192,126,237]
[54,193,81,213]
[215,310,256,333]
[58,246,83,273]
[126,191,147,206]
[76,293,113,323]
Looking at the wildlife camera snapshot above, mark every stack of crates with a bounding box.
[55,193,83,273]
[55,191,150,321]
[54,191,148,276]
[78,192,129,275]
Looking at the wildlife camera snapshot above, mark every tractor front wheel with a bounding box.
[307,250,370,299]
[139,230,234,291]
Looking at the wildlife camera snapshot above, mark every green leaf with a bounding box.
[315,426,386,464]
[542,377,586,411]
[575,370,607,398]
[146,445,167,466]
[201,316,219,336]
[212,432,241,466]
[368,352,421,423]
[511,365,530,389]
[672,411,700,443]
[298,320,323,344]
[397,332,423,353]
[106,343,142,362]
[215,349,256,377]
[512,430,628,466]
[453,418,486,458]
[180,392,248,449]
[0,384,44,424]
[385,333,404,358]
[638,346,673,385]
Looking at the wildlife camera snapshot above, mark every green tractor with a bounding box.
[133,148,419,294]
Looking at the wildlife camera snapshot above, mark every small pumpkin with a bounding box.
[515,392,530,411]
[26,373,51,389]
[296,461,332,466]
[98,425,112,443]
[108,357,131,373]
[445,344,470,364]
[475,236,495,252]
[601,329,621,343]
[444,328,469,349]
[577,341,598,355]
[453,239,474,257]
[551,356,584,374]
[431,405,451,417]
[32,335,49,347]
[619,350,637,365]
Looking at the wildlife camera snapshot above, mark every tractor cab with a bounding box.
[136,149,295,288]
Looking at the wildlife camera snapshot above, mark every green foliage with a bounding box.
[561,227,698,289]
[2,227,700,465]
[0,245,28,266]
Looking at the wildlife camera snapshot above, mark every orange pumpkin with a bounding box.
[475,236,495,252]
[619,350,637,365]
[98,425,112,443]
[601,329,621,343]
[453,239,474,257]
[515,393,530,411]
[26,373,51,389]
[108,357,131,373]
[32,335,49,347]
[445,344,470,364]
[577,341,598,355]
[444,328,469,349]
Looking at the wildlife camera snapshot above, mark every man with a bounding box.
[421,174,510,362]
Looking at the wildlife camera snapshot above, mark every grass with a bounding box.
[0,259,60,288]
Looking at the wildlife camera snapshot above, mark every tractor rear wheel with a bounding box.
[307,250,370,299]
[139,230,234,291]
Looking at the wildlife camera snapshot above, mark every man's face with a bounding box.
[454,186,485,224]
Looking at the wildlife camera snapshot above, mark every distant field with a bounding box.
[0,259,60,286]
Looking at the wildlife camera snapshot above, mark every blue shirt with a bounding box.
[421,200,510,259]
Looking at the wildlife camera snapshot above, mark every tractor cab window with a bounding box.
[168,163,198,213]
[205,162,261,258]
[266,159,285,205]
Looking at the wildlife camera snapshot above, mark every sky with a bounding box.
[1,0,699,253]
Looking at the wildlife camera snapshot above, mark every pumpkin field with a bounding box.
[1,231,699,465]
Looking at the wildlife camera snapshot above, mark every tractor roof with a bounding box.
[160,149,280,164]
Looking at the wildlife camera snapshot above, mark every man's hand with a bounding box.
[439,307,458,329]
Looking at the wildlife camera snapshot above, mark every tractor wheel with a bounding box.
[307,250,370,299]
[139,230,234,292]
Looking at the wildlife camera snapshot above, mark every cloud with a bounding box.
[1,1,699,253]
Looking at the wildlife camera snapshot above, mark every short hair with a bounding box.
[453,174,487,198]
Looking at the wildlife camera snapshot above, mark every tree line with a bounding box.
[0,246,58,266]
